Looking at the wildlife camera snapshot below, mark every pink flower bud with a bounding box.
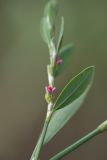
[55,56,63,65]
[45,85,56,93]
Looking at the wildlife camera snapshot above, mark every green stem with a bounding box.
[30,112,52,160]
[50,128,101,160]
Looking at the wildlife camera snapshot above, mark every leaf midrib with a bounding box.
[54,71,91,109]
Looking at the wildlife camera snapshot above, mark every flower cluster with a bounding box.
[55,56,63,65]
[45,85,56,94]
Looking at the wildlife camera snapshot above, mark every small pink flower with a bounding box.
[45,85,56,93]
[55,56,63,65]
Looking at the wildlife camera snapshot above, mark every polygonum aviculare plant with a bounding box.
[30,0,107,160]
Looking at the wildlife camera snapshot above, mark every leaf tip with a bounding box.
[98,120,107,132]
[86,65,95,78]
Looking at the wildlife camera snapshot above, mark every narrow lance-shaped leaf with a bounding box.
[44,0,59,28]
[40,0,58,46]
[54,66,94,110]
[55,43,74,76]
[49,127,101,160]
[40,17,51,45]
[44,66,94,144]
[50,121,107,160]
[57,17,64,52]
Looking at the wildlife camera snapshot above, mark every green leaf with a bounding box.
[44,66,94,144]
[40,0,59,45]
[57,17,64,52]
[49,127,100,160]
[44,0,58,27]
[40,17,51,45]
[54,66,94,110]
[55,43,74,76]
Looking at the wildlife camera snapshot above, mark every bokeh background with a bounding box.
[0,0,107,159]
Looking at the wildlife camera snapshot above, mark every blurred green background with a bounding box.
[0,0,107,159]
